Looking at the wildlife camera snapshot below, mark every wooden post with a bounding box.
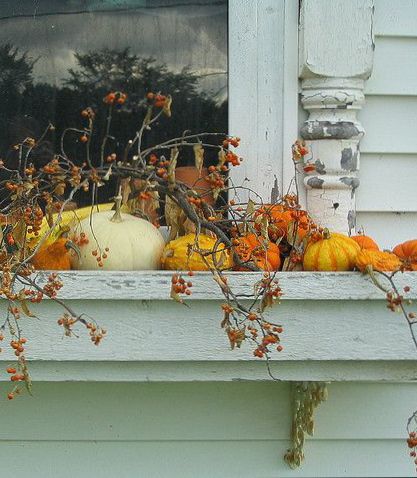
[299,0,375,234]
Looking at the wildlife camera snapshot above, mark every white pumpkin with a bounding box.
[72,198,165,271]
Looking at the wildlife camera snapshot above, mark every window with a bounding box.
[0,0,228,206]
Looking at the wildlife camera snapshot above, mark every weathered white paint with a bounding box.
[299,0,374,234]
[34,270,417,301]
[2,272,416,373]
[229,0,299,203]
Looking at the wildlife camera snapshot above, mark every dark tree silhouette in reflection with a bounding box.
[0,46,227,205]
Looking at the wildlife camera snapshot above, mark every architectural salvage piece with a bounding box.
[299,0,375,234]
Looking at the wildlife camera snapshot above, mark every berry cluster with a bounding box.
[91,247,110,268]
[103,91,127,105]
[10,337,27,358]
[42,273,63,299]
[24,205,44,236]
[86,322,107,345]
[171,273,193,296]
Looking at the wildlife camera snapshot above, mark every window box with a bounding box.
[3,271,416,383]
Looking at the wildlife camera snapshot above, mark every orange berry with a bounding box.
[7,393,14,400]
[80,135,88,143]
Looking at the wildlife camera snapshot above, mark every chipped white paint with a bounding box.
[299,0,374,234]
[35,270,417,301]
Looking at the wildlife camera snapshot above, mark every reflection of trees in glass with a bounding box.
[0,45,227,205]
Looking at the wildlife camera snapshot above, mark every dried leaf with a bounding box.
[218,149,227,168]
[170,284,188,306]
[193,143,204,175]
[53,182,66,196]
[163,95,172,117]
[165,196,186,241]
[167,147,179,191]
[259,214,270,241]
[20,299,36,318]
[246,199,256,216]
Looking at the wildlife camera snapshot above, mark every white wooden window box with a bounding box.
[2,271,416,383]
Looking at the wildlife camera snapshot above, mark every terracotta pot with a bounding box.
[174,166,215,205]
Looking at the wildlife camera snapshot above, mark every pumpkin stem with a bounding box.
[110,194,123,223]
[323,228,331,240]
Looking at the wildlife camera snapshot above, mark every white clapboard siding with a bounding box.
[355,0,417,248]
[356,153,417,212]
[0,382,414,477]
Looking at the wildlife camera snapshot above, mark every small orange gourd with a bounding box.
[393,239,417,271]
[234,233,281,271]
[303,230,360,271]
[351,235,379,251]
[355,249,401,272]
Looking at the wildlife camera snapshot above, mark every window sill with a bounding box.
[2,271,416,382]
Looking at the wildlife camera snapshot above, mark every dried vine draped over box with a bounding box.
[0,91,416,472]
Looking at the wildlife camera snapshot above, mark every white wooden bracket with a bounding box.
[299,0,375,234]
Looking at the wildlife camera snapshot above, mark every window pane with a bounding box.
[0,0,228,205]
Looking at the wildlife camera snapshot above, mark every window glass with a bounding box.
[0,0,228,205]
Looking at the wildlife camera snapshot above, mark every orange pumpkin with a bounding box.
[393,239,417,271]
[355,249,401,272]
[303,231,360,271]
[351,235,379,251]
[234,233,281,271]
[255,204,311,241]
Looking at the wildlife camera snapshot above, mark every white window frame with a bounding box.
[229,0,299,203]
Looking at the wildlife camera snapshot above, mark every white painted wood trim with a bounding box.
[229,0,299,202]
[4,360,417,383]
[36,270,417,300]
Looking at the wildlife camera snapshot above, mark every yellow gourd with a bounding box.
[161,233,233,271]
[303,230,360,271]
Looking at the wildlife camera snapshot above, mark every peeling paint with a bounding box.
[341,148,358,171]
[315,159,326,175]
[347,210,356,232]
[270,176,279,204]
[301,121,362,140]
[340,177,360,197]
[307,177,324,189]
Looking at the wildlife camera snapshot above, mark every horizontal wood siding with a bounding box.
[356,0,417,247]
[0,381,415,477]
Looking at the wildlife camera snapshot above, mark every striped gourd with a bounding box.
[303,231,360,271]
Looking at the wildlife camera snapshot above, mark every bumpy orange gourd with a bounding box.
[32,238,78,270]
[355,249,401,272]
[303,231,360,271]
[161,233,232,271]
[393,239,417,271]
[234,233,281,271]
[351,235,379,251]
[255,204,310,241]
